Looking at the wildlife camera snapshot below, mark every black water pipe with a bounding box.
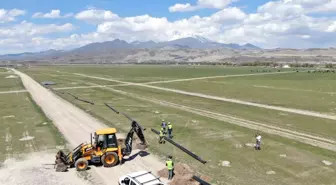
[151,128,207,164]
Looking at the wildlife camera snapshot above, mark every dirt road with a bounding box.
[143,70,297,85]
[75,73,336,121]
[11,69,166,185]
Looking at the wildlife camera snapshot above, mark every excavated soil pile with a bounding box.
[118,138,147,150]
[170,174,199,185]
[157,163,200,185]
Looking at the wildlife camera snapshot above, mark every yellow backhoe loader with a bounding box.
[54,120,146,172]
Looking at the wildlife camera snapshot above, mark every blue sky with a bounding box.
[0,0,336,54]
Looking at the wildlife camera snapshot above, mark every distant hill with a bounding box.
[73,36,260,51]
[0,49,65,60]
[0,36,260,60]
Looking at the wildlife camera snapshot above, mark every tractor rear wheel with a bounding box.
[75,158,88,171]
[101,152,119,167]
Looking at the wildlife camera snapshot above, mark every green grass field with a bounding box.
[0,73,26,91]
[0,75,66,163]
[20,70,119,88]
[153,72,336,113]
[0,68,9,72]
[19,65,336,185]
[21,65,294,83]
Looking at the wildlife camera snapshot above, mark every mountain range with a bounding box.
[0,36,260,60]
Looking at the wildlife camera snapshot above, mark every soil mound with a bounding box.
[157,163,200,185]
[170,174,199,185]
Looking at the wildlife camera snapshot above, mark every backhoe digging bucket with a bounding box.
[55,150,69,172]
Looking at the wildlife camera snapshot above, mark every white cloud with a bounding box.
[326,21,336,32]
[0,22,75,38]
[32,9,73,19]
[211,7,246,22]
[312,0,336,13]
[257,1,305,19]
[75,9,119,24]
[169,3,196,12]
[169,0,237,12]
[0,9,25,23]
[264,0,336,13]
[2,0,336,54]
[87,1,336,48]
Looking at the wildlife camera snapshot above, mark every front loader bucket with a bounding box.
[55,150,69,172]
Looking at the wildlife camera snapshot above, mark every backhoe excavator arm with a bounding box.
[104,103,147,156]
[122,120,147,156]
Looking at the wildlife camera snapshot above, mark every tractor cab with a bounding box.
[93,128,118,152]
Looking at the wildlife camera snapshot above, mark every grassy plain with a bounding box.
[21,66,336,140]
[19,65,336,185]
[0,68,9,72]
[0,75,66,163]
[0,73,27,91]
[154,72,336,113]
[21,65,294,82]
[19,68,119,88]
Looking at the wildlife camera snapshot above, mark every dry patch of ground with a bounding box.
[0,152,92,185]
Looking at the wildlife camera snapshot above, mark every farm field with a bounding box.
[21,69,120,88]
[19,65,336,185]
[20,66,336,140]
[0,72,65,163]
[154,72,336,113]
[0,68,9,72]
[22,65,295,83]
[0,69,27,92]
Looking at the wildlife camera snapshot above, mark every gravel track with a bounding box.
[143,70,297,84]
[11,69,166,185]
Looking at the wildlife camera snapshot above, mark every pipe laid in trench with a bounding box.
[68,92,95,105]
[192,175,211,185]
[151,128,207,164]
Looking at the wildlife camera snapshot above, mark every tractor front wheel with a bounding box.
[101,152,119,167]
[75,158,88,171]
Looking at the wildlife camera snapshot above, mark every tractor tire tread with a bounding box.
[75,158,88,171]
[101,152,119,167]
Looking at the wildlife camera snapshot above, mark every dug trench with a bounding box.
[11,69,200,184]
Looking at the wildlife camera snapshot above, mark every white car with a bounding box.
[119,171,166,185]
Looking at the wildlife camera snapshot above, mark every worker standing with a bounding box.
[159,129,165,144]
[255,133,261,150]
[161,119,167,134]
[167,122,173,139]
[166,156,174,180]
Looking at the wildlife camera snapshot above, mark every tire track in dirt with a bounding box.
[75,73,336,121]
[11,69,167,185]
[96,86,336,152]
[143,71,297,84]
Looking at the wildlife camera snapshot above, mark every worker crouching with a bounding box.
[159,129,166,144]
[166,156,174,180]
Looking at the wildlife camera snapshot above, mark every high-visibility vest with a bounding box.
[166,160,173,170]
[159,130,163,137]
[168,124,172,129]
